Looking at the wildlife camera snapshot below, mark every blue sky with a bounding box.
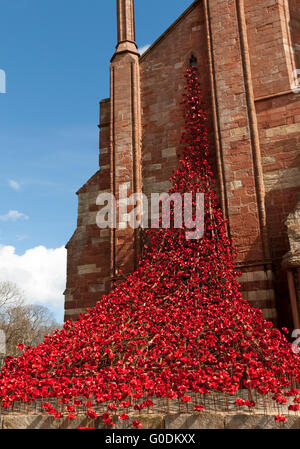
[0,0,192,322]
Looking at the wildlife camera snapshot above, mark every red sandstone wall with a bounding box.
[109,51,141,279]
[245,0,293,98]
[256,92,300,325]
[64,100,112,321]
[244,0,300,325]
[289,0,300,69]
[256,96,300,261]
[65,0,300,327]
[140,2,215,200]
[139,0,279,322]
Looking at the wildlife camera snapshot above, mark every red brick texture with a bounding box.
[289,0,300,71]
[65,0,300,328]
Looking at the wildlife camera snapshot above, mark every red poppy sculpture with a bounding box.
[0,68,299,427]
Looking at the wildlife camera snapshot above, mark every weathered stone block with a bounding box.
[263,168,300,192]
[224,413,300,430]
[77,264,102,275]
[129,414,164,430]
[162,147,177,159]
[164,413,225,430]
[266,123,300,138]
[230,126,248,137]
[3,415,57,430]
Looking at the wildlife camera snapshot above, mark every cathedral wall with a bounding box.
[289,0,300,69]
[256,95,300,262]
[139,2,214,200]
[139,0,279,322]
[243,0,300,325]
[255,92,300,326]
[65,0,300,327]
[64,99,112,321]
[244,0,294,98]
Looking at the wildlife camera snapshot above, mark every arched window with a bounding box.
[189,55,198,69]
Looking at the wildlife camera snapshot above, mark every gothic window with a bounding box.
[189,55,198,69]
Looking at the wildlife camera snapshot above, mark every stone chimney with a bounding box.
[116,0,137,54]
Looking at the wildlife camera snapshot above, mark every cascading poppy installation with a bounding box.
[0,68,299,429]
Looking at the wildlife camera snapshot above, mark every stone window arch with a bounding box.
[189,54,198,69]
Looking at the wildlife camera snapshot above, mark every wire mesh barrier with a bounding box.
[0,388,300,417]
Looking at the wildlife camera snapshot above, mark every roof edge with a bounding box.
[140,0,200,61]
[76,170,100,195]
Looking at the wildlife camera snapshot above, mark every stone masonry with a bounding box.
[65,0,300,329]
[1,411,299,429]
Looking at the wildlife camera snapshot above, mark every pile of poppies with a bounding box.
[0,68,299,428]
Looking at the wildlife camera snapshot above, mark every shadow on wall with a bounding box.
[243,151,300,330]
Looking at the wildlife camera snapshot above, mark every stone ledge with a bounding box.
[0,414,164,430]
[165,413,224,429]
[224,413,300,429]
[282,249,300,269]
[1,412,299,430]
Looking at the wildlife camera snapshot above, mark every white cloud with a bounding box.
[9,180,21,191]
[0,210,29,222]
[138,44,150,55]
[0,245,66,322]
